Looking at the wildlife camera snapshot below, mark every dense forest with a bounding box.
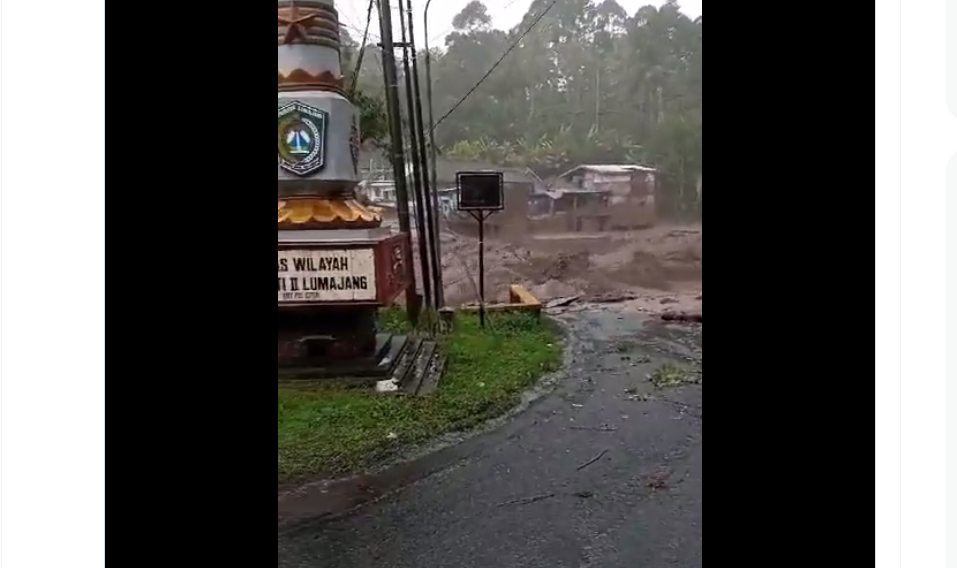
[342,0,701,215]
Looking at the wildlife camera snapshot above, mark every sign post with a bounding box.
[456,171,505,328]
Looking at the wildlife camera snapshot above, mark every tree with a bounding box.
[339,24,389,150]
[451,1,493,31]
[352,0,703,217]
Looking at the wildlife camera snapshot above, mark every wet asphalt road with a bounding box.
[278,306,702,568]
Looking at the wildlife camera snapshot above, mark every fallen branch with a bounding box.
[576,449,609,471]
[497,492,556,507]
[570,425,618,432]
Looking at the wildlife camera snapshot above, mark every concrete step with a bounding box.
[400,340,446,396]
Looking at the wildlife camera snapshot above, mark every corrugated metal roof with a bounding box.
[557,164,657,179]
[542,188,607,199]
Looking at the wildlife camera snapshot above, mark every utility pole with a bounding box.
[595,67,601,133]
[406,0,443,307]
[376,0,419,320]
[423,0,444,306]
[396,0,433,309]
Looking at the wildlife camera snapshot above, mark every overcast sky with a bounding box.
[336,0,702,51]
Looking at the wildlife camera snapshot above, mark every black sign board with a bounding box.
[454,171,505,328]
[456,171,505,211]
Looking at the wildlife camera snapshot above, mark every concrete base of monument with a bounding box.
[277,333,447,396]
[277,332,404,382]
[277,303,383,368]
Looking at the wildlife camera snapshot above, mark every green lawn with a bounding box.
[277,310,562,483]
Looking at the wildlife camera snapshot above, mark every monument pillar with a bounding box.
[277,0,411,373]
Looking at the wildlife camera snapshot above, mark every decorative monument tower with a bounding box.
[278,0,411,374]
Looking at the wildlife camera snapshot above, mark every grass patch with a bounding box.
[277,309,563,483]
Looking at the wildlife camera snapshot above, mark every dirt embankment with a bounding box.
[421,224,701,316]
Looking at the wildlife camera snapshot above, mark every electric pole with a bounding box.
[595,68,601,133]
[376,0,419,319]
[396,0,433,310]
[406,0,444,307]
[423,0,444,307]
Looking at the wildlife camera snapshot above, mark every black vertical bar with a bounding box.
[406,0,443,308]
[423,3,444,306]
[478,211,486,328]
[376,0,417,322]
[397,0,432,310]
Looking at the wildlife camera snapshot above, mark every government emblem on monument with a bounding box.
[278,101,328,176]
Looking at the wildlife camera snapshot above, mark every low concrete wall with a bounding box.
[507,284,541,312]
[458,284,542,317]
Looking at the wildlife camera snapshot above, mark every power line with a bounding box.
[343,0,535,58]
[342,0,543,69]
[349,0,377,94]
[360,0,376,48]
[431,0,559,131]
[342,20,382,42]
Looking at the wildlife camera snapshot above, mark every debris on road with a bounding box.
[496,492,557,508]
[576,449,609,471]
